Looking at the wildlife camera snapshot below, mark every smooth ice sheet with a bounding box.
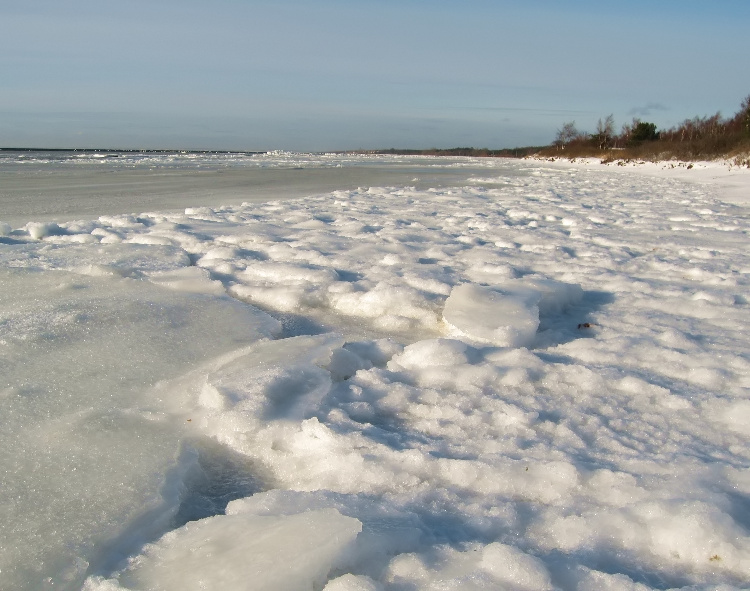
[0,268,280,589]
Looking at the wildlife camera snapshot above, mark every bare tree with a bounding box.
[595,114,615,149]
[555,121,578,150]
[733,94,750,136]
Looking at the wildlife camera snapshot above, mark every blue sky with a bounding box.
[1,0,748,151]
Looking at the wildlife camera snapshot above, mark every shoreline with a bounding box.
[525,155,750,205]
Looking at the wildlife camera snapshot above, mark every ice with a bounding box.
[384,543,555,590]
[443,283,540,347]
[0,268,280,589]
[87,508,361,591]
[26,221,63,239]
[147,266,227,295]
[442,278,583,347]
[1,153,750,590]
[323,574,382,591]
[196,333,343,421]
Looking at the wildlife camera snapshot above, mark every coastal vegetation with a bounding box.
[536,94,750,165]
[366,95,750,166]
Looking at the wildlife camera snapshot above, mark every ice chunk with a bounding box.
[522,276,583,316]
[442,278,583,347]
[226,489,425,577]
[324,574,382,591]
[389,338,471,369]
[443,283,539,347]
[386,543,552,591]
[26,220,63,239]
[480,543,553,590]
[147,266,226,295]
[109,509,361,591]
[198,333,344,421]
[330,281,440,331]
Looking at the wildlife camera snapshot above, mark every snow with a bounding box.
[1,153,749,590]
[533,156,750,204]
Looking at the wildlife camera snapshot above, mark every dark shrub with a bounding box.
[629,121,659,144]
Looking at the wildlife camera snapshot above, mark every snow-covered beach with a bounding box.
[1,152,749,591]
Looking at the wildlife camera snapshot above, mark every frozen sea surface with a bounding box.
[0,150,511,228]
[1,153,749,591]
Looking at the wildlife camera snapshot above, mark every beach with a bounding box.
[1,153,749,591]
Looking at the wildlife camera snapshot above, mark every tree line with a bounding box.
[541,94,750,163]
[355,95,749,164]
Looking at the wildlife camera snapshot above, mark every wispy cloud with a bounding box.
[628,102,669,117]
[433,106,593,116]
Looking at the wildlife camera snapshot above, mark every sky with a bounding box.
[1,0,748,152]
